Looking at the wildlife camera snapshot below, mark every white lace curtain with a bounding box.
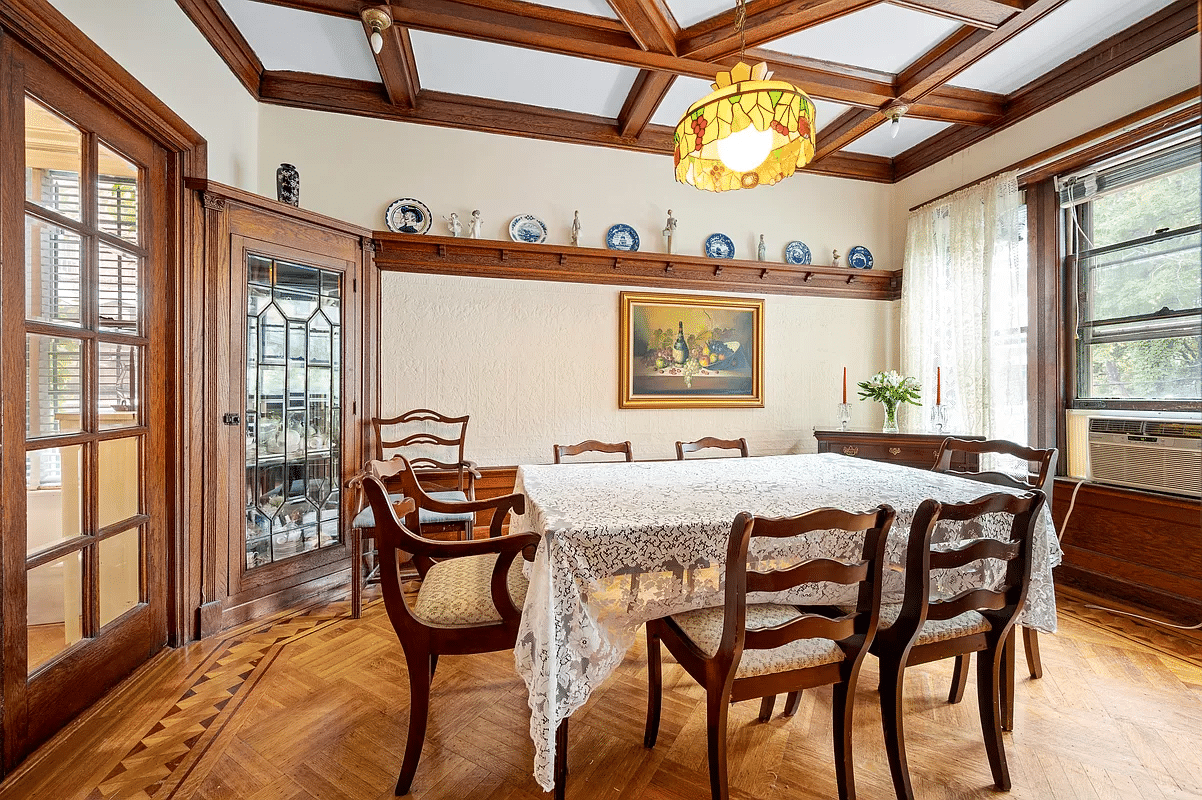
[901,171,1028,445]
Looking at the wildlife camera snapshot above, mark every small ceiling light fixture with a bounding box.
[361,6,392,55]
[884,101,909,139]
[673,0,816,192]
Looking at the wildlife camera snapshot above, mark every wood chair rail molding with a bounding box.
[372,233,902,300]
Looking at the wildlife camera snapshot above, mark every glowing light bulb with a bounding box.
[370,28,384,54]
[717,125,774,173]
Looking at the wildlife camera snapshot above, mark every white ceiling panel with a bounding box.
[949,0,1178,93]
[766,5,961,74]
[842,116,953,159]
[410,32,640,118]
[810,98,854,131]
[531,0,618,17]
[665,1,732,29]
[219,0,380,82]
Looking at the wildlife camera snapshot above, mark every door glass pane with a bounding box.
[98,243,140,334]
[97,143,139,244]
[27,333,83,438]
[25,215,82,326]
[98,437,140,529]
[26,446,83,555]
[245,256,341,568]
[99,342,139,428]
[99,527,141,627]
[27,551,83,672]
[25,97,82,220]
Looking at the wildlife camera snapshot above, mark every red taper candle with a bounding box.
[842,367,847,404]
[936,367,941,405]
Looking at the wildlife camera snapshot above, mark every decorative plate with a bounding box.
[705,233,735,259]
[509,214,548,244]
[847,245,874,269]
[784,241,811,265]
[606,223,640,252]
[385,198,432,235]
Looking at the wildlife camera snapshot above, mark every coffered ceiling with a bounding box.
[178,0,1198,183]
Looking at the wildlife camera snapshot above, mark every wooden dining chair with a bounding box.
[360,470,541,796]
[932,437,1057,705]
[675,436,749,459]
[373,409,480,540]
[644,504,896,800]
[870,490,1045,800]
[553,439,634,463]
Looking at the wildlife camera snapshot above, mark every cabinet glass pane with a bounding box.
[27,551,83,672]
[97,143,139,245]
[26,215,82,326]
[26,446,83,555]
[99,527,141,627]
[244,255,341,568]
[27,333,82,438]
[25,97,82,220]
[98,437,140,529]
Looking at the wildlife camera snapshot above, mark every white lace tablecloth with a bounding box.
[510,453,1060,791]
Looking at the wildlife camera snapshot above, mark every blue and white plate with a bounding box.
[784,241,811,265]
[385,198,432,235]
[606,223,640,252]
[705,233,735,259]
[509,214,548,244]
[847,245,874,269]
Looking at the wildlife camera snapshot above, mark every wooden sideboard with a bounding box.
[813,429,983,471]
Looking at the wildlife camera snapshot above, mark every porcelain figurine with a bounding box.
[468,209,482,239]
[832,249,841,268]
[757,234,766,261]
[662,209,677,254]
[571,210,581,246]
[443,212,462,237]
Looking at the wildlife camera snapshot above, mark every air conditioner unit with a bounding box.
[1087,417,1202,496]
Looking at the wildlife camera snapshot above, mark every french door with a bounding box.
[0,37,169,764]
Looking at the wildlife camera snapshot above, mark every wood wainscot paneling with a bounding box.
[1053,478,1202,623]
[373,234,902,300]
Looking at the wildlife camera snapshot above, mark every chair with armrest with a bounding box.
[553,440,634,463]
[675,437,749,459]
[932,437,1057,709]
[870,490,1045,800]
[361,470,541,796]
[643,504,896,800]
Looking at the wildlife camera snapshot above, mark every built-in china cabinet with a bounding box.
[186,181,374,635]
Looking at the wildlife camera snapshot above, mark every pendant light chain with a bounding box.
[735,0,747,62]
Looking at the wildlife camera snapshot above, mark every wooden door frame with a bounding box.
[0,0,207,730]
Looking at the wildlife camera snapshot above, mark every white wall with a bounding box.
[257,106,900,463]
[891,35,1201,251]
[47,0,260,188]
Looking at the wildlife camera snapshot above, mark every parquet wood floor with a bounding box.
[2,587,1199,800]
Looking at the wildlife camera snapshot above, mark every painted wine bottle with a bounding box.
[673,321,690,364]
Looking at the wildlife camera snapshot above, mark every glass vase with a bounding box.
[882,400,899,434]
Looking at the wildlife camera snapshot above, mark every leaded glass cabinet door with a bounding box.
[244,254,342,570]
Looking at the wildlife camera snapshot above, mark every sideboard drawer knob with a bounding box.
[843,446,859,456]
[889,447,902,455]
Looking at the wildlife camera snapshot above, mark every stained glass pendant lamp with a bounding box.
[673,1,816,192]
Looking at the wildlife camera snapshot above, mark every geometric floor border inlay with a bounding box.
[84,606,348,800]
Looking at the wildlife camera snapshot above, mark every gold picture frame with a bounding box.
[619,291,764,408]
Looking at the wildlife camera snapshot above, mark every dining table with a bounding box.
[509,452,1061,792]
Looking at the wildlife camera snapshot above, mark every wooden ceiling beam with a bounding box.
[246,0,359,17]
[617,71,677,138]
[176,0,263,97]
[679,0,877,61]
[364,15,421,108]
[887,0,1024,29]
[893,0,1199,180]
[895,0,1069,103]
[606,0,679,54]
[812,108,884,160]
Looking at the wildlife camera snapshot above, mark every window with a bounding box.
[1064,136,1201,406]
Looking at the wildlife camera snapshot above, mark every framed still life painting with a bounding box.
[619,292,764,408]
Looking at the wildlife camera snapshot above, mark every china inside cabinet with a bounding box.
[188,180,373,634]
